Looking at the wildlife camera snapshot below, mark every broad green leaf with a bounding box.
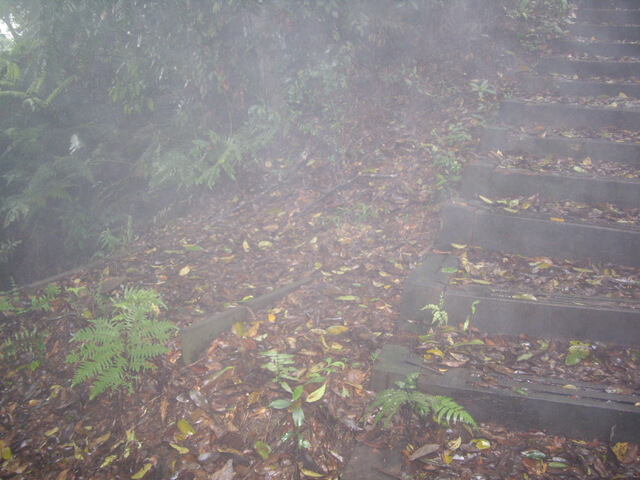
[441,267,458,274]
[185,245,204,252]
[292,385,304,402]
[292,406,305,428]
[336,295,357,301]
[522,450,547,459]
[549,461,569,469]
[100,454,117,468]
[306,383,326,403]
[268,399,292,409]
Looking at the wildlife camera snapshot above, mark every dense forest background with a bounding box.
[0,0,562,289]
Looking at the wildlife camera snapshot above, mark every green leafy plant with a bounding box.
[565,340,591,366]
[0,325,47,370]
[65,287,176,399]
[422,292,449,326]
[260,349,299,383]
[30,283,61,312]
[367,372,477,430]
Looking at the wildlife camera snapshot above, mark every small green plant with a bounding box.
[260,349,299,383]
[95,215,134,258]
[367,372,477,430]
[30,283,61,312]
[422,292,449,326]
[470,79,496,101]
[65,287,176,399]
[0,325,47,369]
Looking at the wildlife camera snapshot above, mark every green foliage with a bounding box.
[422,292,449,326]
[0,325,47,369]
[367,372,477,429]
[260,349,299,383]
[30,282,61,312]
[65,287,176,399]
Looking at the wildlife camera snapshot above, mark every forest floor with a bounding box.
[1,29,640,480]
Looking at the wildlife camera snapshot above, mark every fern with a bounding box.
[66,287,176,399]
[367,373,477,430]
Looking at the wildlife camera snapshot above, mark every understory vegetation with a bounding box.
[0,0,568,288]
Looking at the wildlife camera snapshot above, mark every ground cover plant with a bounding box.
[0,0,639,479]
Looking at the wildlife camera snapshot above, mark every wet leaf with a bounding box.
[471,438,491,450]
[177,419,195,436]
[254,441,271,460]
[325,325,348,335]
[306,383,326,403]
[131,463,153,479]
[409,443,440,461]
[169,442,189,454]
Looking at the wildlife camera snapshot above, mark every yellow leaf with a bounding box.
[612,442,629,463]
[169,442,189,454]
[258,240,273,249]
[177,419,195,436]
[233,321,245,337]
[618,92,628,99]
[45,427,59,436]
[100,455,117,468]
[451,243,467,249]
[336,295,358,301]
[582,156,592,166]
[427,348,444,357]
[325,325,348,336]
[267,313,276,322]
[131,463,153,479]
[478,195,493,204]
[179,266,190,276]
[242,239,250,252]
[447,436,462,450]
[511,293,537,301]
[442,451,453,464]
[471,279,492,285]
[550,217,564,222]
[1,446,11,460]
[562,384,578,389]
[299,465,326,477]
[306,383,326,403]
[472,438,491,450]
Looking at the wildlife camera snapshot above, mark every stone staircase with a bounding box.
[372,0,640,451]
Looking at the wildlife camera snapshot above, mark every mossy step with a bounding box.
[576,8,640,24]
[481,126,640,164]
[538,57,640,78]
[461,159,640,207]
[401,254,640,346]
[568,24,640,41]
[499,99,640,130]
[551,39,640,57]
[520,76,640,98]
[437,200,640,266]
[370,344,640,442]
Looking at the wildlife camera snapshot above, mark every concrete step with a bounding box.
[498,99,640,130]
[582,0,640,9]
[401,254,640,346]
[538,57,640,79]
[520,76,640,98]
[461,159,640,208]
[371,344,640,443]
[437,199,640,266]
[576,8,640,24]
[481,126,640,164]
[568,23,640,41]
[551,38,640,57]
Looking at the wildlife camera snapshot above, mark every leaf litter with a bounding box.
[1,38,640,480]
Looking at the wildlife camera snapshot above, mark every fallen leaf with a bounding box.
[409,443,440,461]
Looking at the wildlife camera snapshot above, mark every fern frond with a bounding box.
[433,396,477,429]
[89,356,129,399]
[369,388,409,428]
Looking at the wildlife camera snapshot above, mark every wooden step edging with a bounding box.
[400,254,640,346]
[583,0,640,9]
[370,344,640,443]
[181,273,317,364]
[551,39,640,57]
[461,160,640,208]
[568,24,640,41]
[576,8,640,24]
[521,76,640,98]
[537,57,640,79]
[481,126,640,164]
[437,200,640,267]
[499,99,640,130]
